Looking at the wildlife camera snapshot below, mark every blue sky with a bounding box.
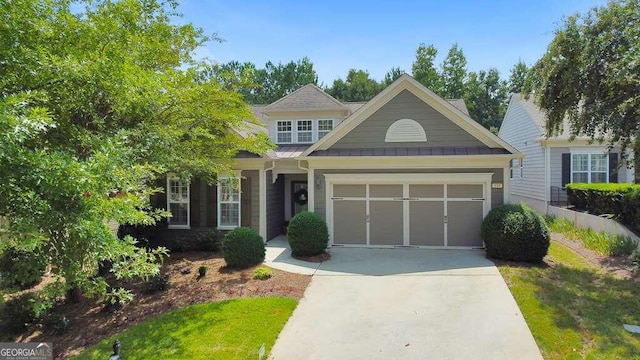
[178,0,606,85]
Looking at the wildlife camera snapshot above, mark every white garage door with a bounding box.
[327,174,492,248]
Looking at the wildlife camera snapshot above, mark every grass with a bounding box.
[73,297,297,360]
[499,242,640,359]
[544,215,638,256]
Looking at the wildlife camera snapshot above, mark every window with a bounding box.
[218,177,241,229]
[277,121,292,143]
[318,119,334,139]
[297,120,313,143]
[571,153,608,183]
[167,176,189,228]
[510,159,522,179]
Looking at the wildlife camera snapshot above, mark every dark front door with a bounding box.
[291,181,308,217]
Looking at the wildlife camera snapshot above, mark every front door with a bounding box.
[291,181,308,217]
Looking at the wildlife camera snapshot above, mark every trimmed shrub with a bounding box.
[253,266,273,280]
[0,245,47,289]
[222,227,265,269]
[144,273,169,294]
[287,211,329,256]
[481,203,550,263]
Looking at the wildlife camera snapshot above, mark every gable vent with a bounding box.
[385,119,427,142]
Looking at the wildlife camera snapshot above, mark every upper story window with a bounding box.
[167,175,190,229]
[571,153,608,183]
[277,121,292,143]
[318,119,334,139]
[274,119,335,144]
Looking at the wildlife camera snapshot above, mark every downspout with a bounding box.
[266,160,276,183]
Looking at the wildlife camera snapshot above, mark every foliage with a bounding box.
[566,183,640,235]
[75,297,297,360]
[0,0,272,306]
[287,211,329,256]
[198,266,208,278]
[498,242,640,359]
[43,312,72,335]
[412,43,441,93]
[526,0,640,162]
[0,244,47,289]
[440,44,468,99]
[545,216,637,256]
[253,266,273,280]
[202,58,318,104]
[326,69,383,102]
[143,273,169,294]
[186,229,221,252]
[382,67,405,86]
[0,292,44,334]
[508,60,528,93]
[481,203,550,263]
[464,68,508,131]
[222,227,265,269]
[630,249,640,270]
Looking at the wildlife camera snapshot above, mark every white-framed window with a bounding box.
[217,177,241,229]
[277,120,292,143]
[510,159,522,179]
[297,120,313,142]
[167,175,190,229]
[318,119,334,139]
[571,153,608,183]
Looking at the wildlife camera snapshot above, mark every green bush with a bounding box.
[253,266,273,280]
[222,227,265,269]
[287,211,329,256]
[144,273,169,294]
[0,293,42,334]
[198,266,208,277]
[566,183,634,216]
[0,245,47,289]
[481,203,551,263]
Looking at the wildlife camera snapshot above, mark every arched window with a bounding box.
[384,119,427,142]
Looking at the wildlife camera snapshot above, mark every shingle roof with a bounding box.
[447,99,470,116]
[309,146,510,157]
[264,84,348,111]
[510,93,577,140]
[274,145,311,159]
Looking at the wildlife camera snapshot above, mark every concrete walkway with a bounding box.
[266,236,542,360]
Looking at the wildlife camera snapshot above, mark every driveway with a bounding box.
[266,237,542,360]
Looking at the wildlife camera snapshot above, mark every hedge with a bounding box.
[566,183,640,235]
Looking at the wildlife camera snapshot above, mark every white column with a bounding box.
[259,167,267,241]
[307,167,315,212]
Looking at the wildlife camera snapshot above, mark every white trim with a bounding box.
[307,167,315,212]
[503,166,510,204]
[275,118,337,145]
[545,146,551,205]
[570,152,609,184]
[217,176,241,230]
[259,168,267,240]
[304,154,516,170]
[303,74,520,156]
[325,173,492,248]
[166,174,190,229]
[384,119,427,142]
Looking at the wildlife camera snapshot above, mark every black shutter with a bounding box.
[561,153,571,187]
[609,152,619,183]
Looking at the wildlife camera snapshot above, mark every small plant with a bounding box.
[630,249,640,270]
[198,266,208,278]
[222,227,265,269]
[481,203,550,263]
[144,274,169,294]
[192,229,221,252]
[253,266,273,280]
[582,231,637,256]
[43,312,71,335]
[287,211,329,256]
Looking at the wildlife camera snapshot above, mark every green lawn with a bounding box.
[73,297,297,360]
[499,242,640,359]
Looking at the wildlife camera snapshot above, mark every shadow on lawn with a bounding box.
[523,263,640,357]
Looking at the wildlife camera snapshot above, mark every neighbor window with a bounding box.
[510,159,522,179]
[297,120,313,143]
[276,120,292,143]
[571,153,608,183]
[318,119,334,139]
[218,177,241,229]
[167,175,190,228]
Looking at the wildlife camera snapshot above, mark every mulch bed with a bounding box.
[292,251,331,263]
[14,252,311,359]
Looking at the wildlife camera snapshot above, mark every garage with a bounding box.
[325,173,492,248]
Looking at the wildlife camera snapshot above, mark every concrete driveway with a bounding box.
[266,237,542,360]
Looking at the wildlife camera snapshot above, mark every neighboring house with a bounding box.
[499,94,634,213]
[152,74,521,249]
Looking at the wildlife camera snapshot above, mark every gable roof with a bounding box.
[448,99,469,116]
[302,74,520,156]
[264,84,348,112]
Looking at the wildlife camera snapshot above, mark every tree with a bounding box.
[440,43,468,99]
[464,69,509,132]
[326,69,383,102]
[383,67,405,86]
[0,0,271,305]
[508,60,528,93]
[527,0,640,160]
[411,43,441,92]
